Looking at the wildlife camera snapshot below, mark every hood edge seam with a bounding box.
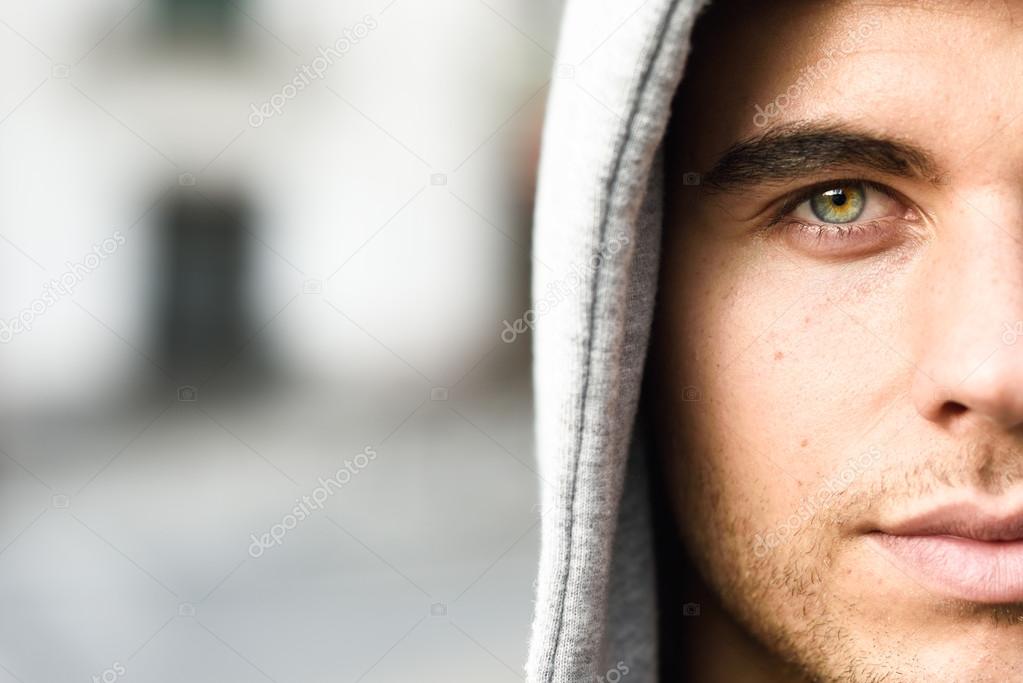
[541,1,686,679]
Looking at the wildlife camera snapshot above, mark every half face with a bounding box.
[655,1,1023,680]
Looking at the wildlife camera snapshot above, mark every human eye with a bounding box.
[765,179,923,259]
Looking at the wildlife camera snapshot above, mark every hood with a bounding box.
[527,1,709,681]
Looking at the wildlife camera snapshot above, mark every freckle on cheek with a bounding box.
[800,438,808,448]
[774,350,784,361]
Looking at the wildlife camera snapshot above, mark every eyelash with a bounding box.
[779,218,888,245]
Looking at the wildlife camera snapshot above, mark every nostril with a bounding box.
[943,401,968,417]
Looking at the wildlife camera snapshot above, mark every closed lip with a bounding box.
[869,499,1023,603]
[878,501,1023,541]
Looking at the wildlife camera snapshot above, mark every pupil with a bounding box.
[831,191,847,206]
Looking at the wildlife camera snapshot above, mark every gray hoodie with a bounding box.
[527,1,709,681]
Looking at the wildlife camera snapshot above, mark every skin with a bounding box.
[652,0,1023,680]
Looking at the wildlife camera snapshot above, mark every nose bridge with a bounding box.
[912,193,1023,428]
[955,231,1023,348]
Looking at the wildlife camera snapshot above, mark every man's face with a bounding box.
[656,0,1023,679]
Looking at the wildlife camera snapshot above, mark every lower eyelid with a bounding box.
[774,219,899,256]
[790,219,880,235]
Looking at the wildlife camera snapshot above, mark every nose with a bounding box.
[913,350,1023,429]
[911,200,1023,432]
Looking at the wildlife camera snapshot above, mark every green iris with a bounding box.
[809,184,866,223]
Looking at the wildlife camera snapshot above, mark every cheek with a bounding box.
[668,243,913,517]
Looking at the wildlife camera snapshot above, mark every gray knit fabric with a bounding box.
[527,2,708,682]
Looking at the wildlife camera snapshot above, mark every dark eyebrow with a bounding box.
[700,123,943,192]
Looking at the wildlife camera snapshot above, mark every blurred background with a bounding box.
[0,1,564,680]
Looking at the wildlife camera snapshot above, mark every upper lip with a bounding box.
[879,501,1023,541]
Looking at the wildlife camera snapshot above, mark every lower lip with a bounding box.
[870,533,1023,602]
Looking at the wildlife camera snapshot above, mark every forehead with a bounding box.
[676,0,1023,176]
